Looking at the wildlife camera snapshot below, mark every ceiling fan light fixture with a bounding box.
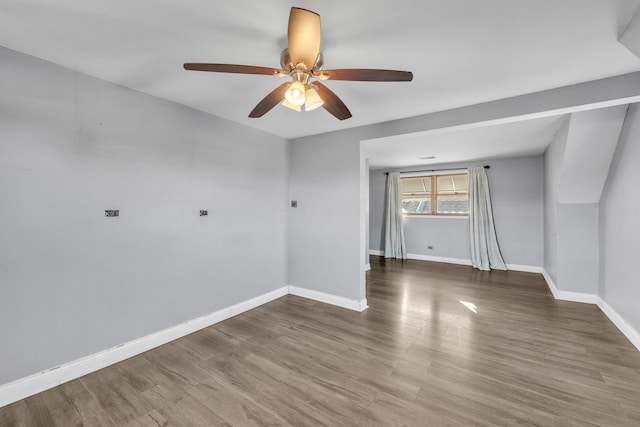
[282,98,302,111]
[304,86,323,111]
[184,7,412,120]
[285,81,306,106]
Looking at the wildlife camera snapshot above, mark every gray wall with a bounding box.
[600,103,640,333]
[369,171,387,255]
[0,47,289,384]
[544,119,570,285]
[369,155,544,267]
[543,107,625,295]
[557,203,600,295]
[288,130,364,301]
[364,158,370,268]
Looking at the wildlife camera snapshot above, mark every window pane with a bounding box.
[437,195,468,214]
[436,176,454,193]
[436,174,468,194]
[436,174,468,214]
[402,197,431,214]
[400,174,469,215]
[451,175,468,192]
[402,176,432,214]
[401,177,431,195]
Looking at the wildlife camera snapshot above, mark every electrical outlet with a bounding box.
[200,210,208,216]
[105,210,119,217]
[291,200,298,208]
[427,246,433,250]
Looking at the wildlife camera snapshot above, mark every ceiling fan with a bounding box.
[184,7,413,120]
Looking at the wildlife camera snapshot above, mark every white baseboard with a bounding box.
[371,250,542,274]
[556,290,599,304]
[541,269,640,352]
[541,268,598,303]
[0,286,289,409]
[542,269,559,298]
[0,284,371,409]
[406,253,473,266]
[597,298,640,352]
[289,286,369,312]
[369,250,473,266]
[6,270,634,410]
[374,260,638,352]
[367,262,638,351]
[506,264,543,273]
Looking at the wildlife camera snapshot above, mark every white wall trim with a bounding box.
[541,268,599,303]
[538,269,640,353]
[365,263,371,271]
[7,269,634,410]
[371,259,638,352]
[0,286,289,409]
[406,253,472,266]
[0,284,371,409]
[542,269,559,298]
[506,264,543,273]
[370,251,473,266]
[288,286,369,312]
[373,250,543,274]
[597,297,640,352]
[556,290,599,304]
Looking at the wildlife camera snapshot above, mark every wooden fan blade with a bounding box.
[248,83,290,118]
[316,69,413,82]
[288,7,321,70]
[313,82,352,120]
[184,63,284,75]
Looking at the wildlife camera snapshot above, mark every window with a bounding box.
[401,173,469,215]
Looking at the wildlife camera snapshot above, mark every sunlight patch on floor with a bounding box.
[459,300,478,313]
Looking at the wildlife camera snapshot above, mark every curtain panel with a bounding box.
[468,167,506,271]
[384,172,407,259]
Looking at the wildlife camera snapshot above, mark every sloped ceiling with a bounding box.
[0,1,639,139]
[559,106,629,204]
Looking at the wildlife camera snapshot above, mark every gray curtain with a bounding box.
[384,172,407,259]
[468,167,506,271]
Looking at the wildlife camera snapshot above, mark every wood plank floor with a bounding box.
[2,256,640,426]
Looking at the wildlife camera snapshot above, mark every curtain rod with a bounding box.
[384,165,490,175]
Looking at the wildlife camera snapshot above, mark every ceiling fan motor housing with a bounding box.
[280,48,324,74]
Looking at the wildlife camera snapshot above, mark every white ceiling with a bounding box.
[365,115,567,169]
[0,1,639,139]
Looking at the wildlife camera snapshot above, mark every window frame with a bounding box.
[401,172,469,217]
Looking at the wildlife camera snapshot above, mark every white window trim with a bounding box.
[401,169,469,217]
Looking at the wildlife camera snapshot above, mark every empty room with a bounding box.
[1,1,640,426]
